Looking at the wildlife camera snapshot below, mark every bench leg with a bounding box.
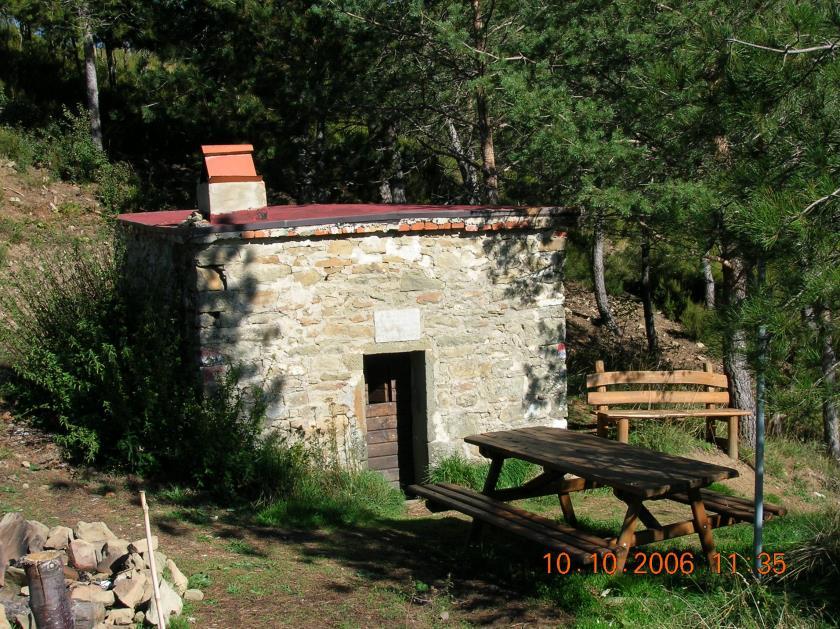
[470,456,505,545]
[727,416,738,460]
[617,418,629,444]
[597,414,608,438]
[688,488,716,564]
[614,500,640,573]
[558,493,577,526]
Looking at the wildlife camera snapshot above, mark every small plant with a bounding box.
[0,125,36,171]
[96,160,140,213]
[35,107,106,182]
[188,572,212,590]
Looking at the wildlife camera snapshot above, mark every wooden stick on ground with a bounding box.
[20,550,74,629]
[140,491,167,628]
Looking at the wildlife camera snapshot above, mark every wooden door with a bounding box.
[366,378,400,484]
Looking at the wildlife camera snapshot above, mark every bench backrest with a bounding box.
[586,360,731,408]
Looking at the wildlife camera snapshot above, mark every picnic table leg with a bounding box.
[688,488,716,563]
[614,500,640,573]
[558,493,577,526]
[469,456,504,545]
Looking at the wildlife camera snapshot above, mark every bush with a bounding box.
[0,125,36,171]
[0,240,268,497]
[35,107,106,181]
[96,160,140,213]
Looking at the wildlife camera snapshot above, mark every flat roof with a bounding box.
[118,203,577,241]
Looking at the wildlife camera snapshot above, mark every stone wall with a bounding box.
[185,228,568,466]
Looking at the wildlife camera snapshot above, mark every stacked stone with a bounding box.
[0,514,202,628]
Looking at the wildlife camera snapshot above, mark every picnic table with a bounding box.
[410,427,786,571]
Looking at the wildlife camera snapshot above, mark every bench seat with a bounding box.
[409,483,611,564]
[665,488,786,523]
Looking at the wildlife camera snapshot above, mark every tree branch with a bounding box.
[727,38,839,55]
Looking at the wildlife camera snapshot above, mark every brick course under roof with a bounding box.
[119,203,575,234]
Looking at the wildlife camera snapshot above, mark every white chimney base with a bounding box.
[197,181,267,218]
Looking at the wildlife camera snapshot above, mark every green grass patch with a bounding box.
[255,465,405,529]
[226,539,261,556]
[187,572,212,590]
[628,420,712,456]
[426,455,540,491]
[707,482,738,496]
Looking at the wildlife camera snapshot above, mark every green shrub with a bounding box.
[96,160,140,213]
[0,125,36,171]
[0,240,269,498]
[680,299,713,341]
[35,107,106,182]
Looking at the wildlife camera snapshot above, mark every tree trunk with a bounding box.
[475,87,499,204]
[818,307,839,461]
[721,252,755,448]
[446,119,479,203]
[470,0,499,204]
[592,212,620,335]
[22,551,74,629]
[378,122,405,204]
[641,235,658,354]
[105,42,116,88]
[82,21,103,150]
[314,117,327,202]
[702,252,715,309]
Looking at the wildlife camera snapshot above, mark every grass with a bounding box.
[426,455,540,490]
[628,419,713,456]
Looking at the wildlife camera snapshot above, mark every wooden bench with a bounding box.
[665,488,787,524]
[587,360,751,459]
[408,483,612,565]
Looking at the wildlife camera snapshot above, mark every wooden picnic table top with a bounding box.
[465,426,739,499]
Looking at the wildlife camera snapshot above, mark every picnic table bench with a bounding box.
[410,427,785,571]
[587,360,750,459]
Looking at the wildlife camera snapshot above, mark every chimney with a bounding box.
[197,144,267,218]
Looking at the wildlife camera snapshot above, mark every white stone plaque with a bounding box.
[374,308,422,343]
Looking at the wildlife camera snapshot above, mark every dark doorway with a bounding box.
[363,352,427,487]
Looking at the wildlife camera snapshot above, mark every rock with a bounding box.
[20,461,30,469]
[183,589,203,602]
[103,608,134,625]
[74,522,117,544]
[72,600,106,629]
[146,580,182,627]
[439,610,450,621]
[143,551,166,580]
[166,559,188,596]
[113,571,148,609]
[96,539,130,573]
[133,611,145,624]
[68,539,99,572]
[25,520,49,553]
[696,342,706,349]
[128,536,157,555]
[19,586,29,596]
[70,584,115,606]
[0,513,30,569]
[125,552,145,571]
[5,565,26,587]
[45,525,75,550]
[0,604,10,629]
[14,612,34,629]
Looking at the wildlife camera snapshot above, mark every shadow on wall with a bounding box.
[481,229,568,418]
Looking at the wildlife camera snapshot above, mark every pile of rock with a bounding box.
[0,513,203,628]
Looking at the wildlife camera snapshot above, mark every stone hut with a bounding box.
[118,145,576,486]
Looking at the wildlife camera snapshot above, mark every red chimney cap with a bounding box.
[200,144,260,182]
[201,144,255,156]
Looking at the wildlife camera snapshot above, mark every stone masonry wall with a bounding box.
[187,229,567,466]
